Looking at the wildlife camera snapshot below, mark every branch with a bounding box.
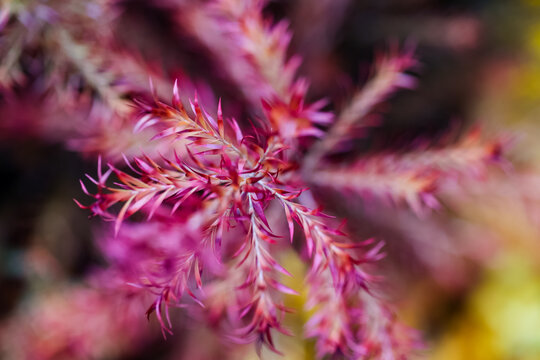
[310,131,505,213]
[304,49,416,170]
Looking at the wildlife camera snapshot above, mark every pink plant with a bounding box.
[0,284,151,360]
[1,0,507,358]
[78,71,501,357]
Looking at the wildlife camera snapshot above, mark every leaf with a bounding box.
[115,195,135,236]
[283,204,294,243]
[217,98,224,138]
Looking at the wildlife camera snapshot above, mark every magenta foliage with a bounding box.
[0,0,506,358]
[74,3,505,356]
[0,284,151,360]
[78,80,423,357]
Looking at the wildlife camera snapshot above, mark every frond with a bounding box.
[176,0,332,143]
[226,193,295,352]
[0,284,150,360]
[100,217,222,336]
[304,48,417,167]
[311,131,505,213]
[305,273,419,359]
[264,185,417,357]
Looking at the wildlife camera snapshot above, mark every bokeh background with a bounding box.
[2,0,540,359]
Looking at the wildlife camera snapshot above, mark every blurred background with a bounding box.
[2,0,540,359]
